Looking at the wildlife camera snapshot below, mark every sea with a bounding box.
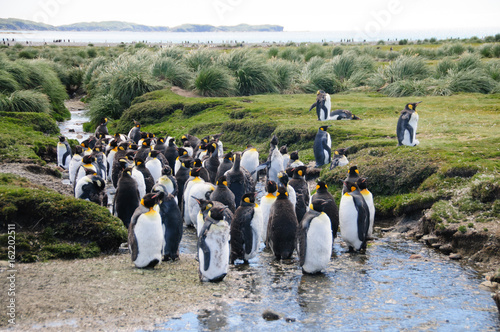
[1,27,499,45]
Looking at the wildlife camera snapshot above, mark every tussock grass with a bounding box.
[193,65,236,97]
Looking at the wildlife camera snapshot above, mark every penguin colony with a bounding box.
[62,96,416,279]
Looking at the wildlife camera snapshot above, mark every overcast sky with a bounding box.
[1,0,499,32]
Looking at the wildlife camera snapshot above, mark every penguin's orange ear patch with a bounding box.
[408,104,413,110]
[244,197,251,203]
[316,185,320,190]
[355,169,359,174]
[335,151,339,155]
[351,186,356,192]
[223,181,228,186]
[310,203,314,210]
[298,170,303,176]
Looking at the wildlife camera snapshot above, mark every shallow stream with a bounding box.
[59,108,500,331]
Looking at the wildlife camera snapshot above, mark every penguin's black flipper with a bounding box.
[298,215,312,267]
[198,223,212,271]
[308,102,317,112]
[251,161,270,175]
[352,193,369,244]
[128,224,139,262]
[330,158,340,170]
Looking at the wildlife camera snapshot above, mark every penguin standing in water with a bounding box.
[397,101,422,146]
[260,180,277,245]
[267,186,298,260]
[225,152,255,208]
[311,181,339,241]
[146,150,163,184]
[195,199,234,236]
[210,175,236,213]
[134,156,155,194]
[94,117,109,138]
[277,171,296,208]
[174,148,192,175]
[113,167,141,229]
[313,125,332,167]
[57,136,72,170]
[230,193,263,264]
[128,120,142,144]
[253,136,284,184]
[156,165,178,203]
[358,177,375,239]
[309,90,331,121]
[69,145,83,186]
[241,145,259,182]
[198,206,231,282]
[152,184,183,261]
[299,199,333,274]
[330,148,349,169]
[288,166,310,223]
[339,181,370,252]
[129,192,164,268]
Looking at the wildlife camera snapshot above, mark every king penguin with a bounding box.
[299,199,333,274]
[157,165,178,203]
[339,181,370,252]
[106,140,118,181]
[311,181,339,241]
[146,150,163,184]
[198,206,231,282]
[241,144,260,182]
[57,136,72,170]
[230,193,263,264]
[330,148,349,170]
[111,142,130,188]
[267,186,298,260]
[225,152,255,208]
[203,142,220,184]
[152,184,183,261]
[260,180,277,245]
[308,90,331,121]
[128,120,141,144]
[329,109,361,120]
[314,125,332,167]
[397,101,422,146]
[280,145,290,170]
[165,138,179,170]
[69,145,83,186]
[277,171,296,208]
[358,177,375,239]
[342,165,360,194]
[94,117,109,138]
[288,166,310,223]
[216,152,233,181]
[210,175,236,213]
[129,192,164,268]
[113,167,141,229]
[74,169,107,207]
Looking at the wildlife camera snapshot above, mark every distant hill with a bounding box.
[0,18,283,32]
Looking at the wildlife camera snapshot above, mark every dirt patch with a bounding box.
[171,86,201,98]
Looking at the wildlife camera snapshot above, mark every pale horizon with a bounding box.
[1,0,499,33]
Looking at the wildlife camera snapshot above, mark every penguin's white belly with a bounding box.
[260,196,276,242]
[188,183,213,227]
[183,179,205,225]
[329,114,340,120]
[339,195,363,250]
[133,214,163,268]
[245,206,263,260]
[107,150,116,180]
[402,113,419,146]
[241,150,259,178]
[57,144,70,169]
[132,168,146,198]
[74,176,90,198]
[146,159,162,183]
[338,156,349,167]
[196,212,205,237]
[269,149,284,183]
[199,223,230,281]
[302,213,332,273]
[69,156,82,184]
[289,160,304,168]
[287,185,297,208]
[174,159,181,175]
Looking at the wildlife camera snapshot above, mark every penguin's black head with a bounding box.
[224,151,234,161]
[162,165,172,176]
[128,143,138,151]
[181,135,188,142]
[91,175,105,191]
[81,141,89,148]
[142,138,151,147]
[149,150,160,158]
[125,151,136,161]
[133,120,140,128]
[157,137,165,144]
[109,140,118,148]
[202,136,210,144]
[100,117,107,125]
[348,166,359,177]
[279,145,288,155]
[211,132,223,141]
[118,158,129,169]
[344,180,359,193]
[93,144,102,153]
[177,147,188,156]
[190,167,202,177]
[270,135,279,146]
[405,101,422,111]
[142,192,163,208]
[277,172,289,186]
[285,167,294,178]
[58,136,66,142]
[310,199,327,212]
[181,160,193,169]
[208,206,225,221]
[317,90,326,95]
[82,155,94,164]
[266,180,277,193]
[168,137,175,145]
[216,175,228,187]
[75,145,83,155]
[335,148,348,156]
[290,151,299,161]
[147,133,155,139]
[352,114,362,120]
[134,156,145,166]
[207,142,218,153]
[123,166,134,177]
[319,125,330,132]
[241,192,256,205]
[316,181,328,191]
[193,159,202,168]
[195,198,213,211]
[276,186,289,199]
[118,142,128,151]
[293,166,307,177]
[357,177,368,190]
[140,132,148,139]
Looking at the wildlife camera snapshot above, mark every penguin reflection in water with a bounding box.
[397,101,422,146]
[198,206,231,282]
[128,192,165,268]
